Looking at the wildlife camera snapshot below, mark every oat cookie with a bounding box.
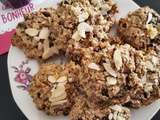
[118,7,160,50]
[29,62,80,116]
[125,49,160,108]
[72,44,134,105]
[12,8,60,60]
[70,96,130,120]
[56,0,117,50]
[70,43,160,108]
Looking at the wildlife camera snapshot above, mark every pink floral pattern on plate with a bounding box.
[12,60,32,90]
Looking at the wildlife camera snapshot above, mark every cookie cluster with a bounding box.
[12,0,160,120]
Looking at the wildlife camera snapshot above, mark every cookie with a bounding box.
[54,0,118,51]
[70,96,131,120]
[118,7,160,50]
[125,49,160,108]
[12,8,60,60]
[28,62,80,116]
[64,0,117,49]
[68,42,160,108]
[68,44,133,106]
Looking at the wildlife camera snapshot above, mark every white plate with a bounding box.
[7,0,160,120]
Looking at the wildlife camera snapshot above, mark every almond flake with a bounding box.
[38,42,43,50]
[71,6,82,16]
[77,22,93,38]
[25,28,39,37]
[151,56,159,65]
[116,116,126,120]
[39,27,50,39]
[72,31,81,41]
[79,12,89,22]
[57,76,67,83]
[110,105,122,112]
[51,99,67,106]
[51,92,66,103]
[49,83,67,105]
[113,49,122,71]
[106,77,117,85]
[43,48,53,59]
[108,113,113,120]
[91,0,101,7]
[146,61,154,71]
[34,36,40,41]
[48,75,56,83]
[88,63,100,71]
[144,83,153,93]
[146,13,153,24]
[43,46,59,60]
[53,85,66,98]
[103,63,117,77]
[146,24,158,39]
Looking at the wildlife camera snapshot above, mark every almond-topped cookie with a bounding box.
[118,7,160,50]
[12,8,60,60]
[125,49,160,108]
[28,62,81,116]
[74,44,134,106]
[52,0,118,53]
[61,0,117,50]
[70,96,131,120]
[68,42,160,108]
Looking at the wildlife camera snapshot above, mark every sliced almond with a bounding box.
[91,0,101,7]
[57,76,67,83]
[108,113,113,120]
[71,6,82,16]
[144,83,153,93]
[113,49,122,71]
[50,92,67,103]
[43,47,59,60]
[51,99,67,106]
[146,61,154,71]
[72,31,81,41]
[146,24,158,39]
[54,93,67,102]
[49,83,67,105]
[146,12,153,24]
[38,42,43,50]
[25,28,39,37]
[101,4,111,11]
[141,72,147,83]
[39,27,50,39]
[72,5,89,22]
[103,63,117,77]
[48,75,56,83]
[50,84,66,98]
[77,22,93,38]
[79,12,89,22]
[34,36,40,41]
[151,56,159,65]
[110,105,122,112]
[43,48,53,59]
[106,77,117,85]
[88,63,100,71]
[99,15,107,25]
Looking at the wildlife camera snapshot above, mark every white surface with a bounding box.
[8,0,160,120]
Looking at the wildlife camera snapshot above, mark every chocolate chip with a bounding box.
[63,110,69,116]
[101,88,108,97]
[102,116,108,120]
[42,12,51,17]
